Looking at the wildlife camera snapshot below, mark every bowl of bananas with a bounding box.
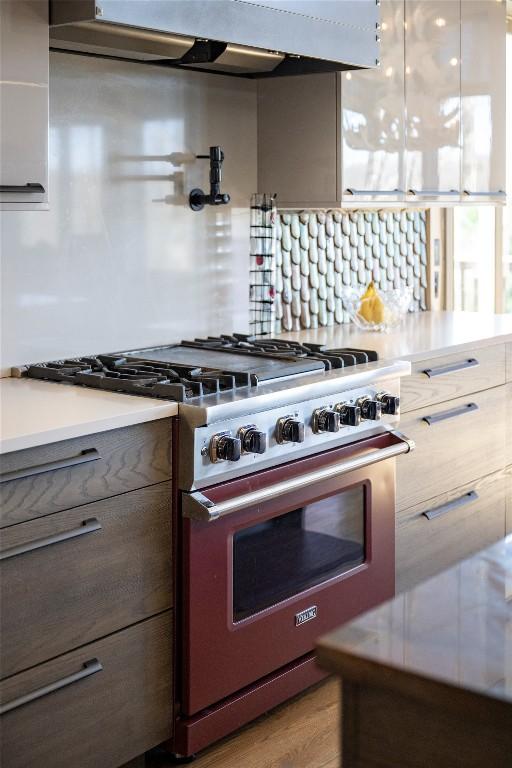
[342,282,413,333]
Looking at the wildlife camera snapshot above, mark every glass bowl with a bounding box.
[341,286,413,333]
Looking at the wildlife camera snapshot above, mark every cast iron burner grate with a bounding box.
[23,337,378,402]
[181,334,378,369]
[25,355,251,402]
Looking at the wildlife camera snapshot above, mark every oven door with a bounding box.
[180,429,413,716]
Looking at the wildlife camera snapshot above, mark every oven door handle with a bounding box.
[183,430,415,522]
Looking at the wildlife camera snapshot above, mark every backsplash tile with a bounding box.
[273,209,427,333]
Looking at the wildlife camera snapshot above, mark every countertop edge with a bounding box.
[278,311,512,365]
[398,331,512,363]
[0,402,178,455]
[315,642,512,717]
[2,313,510,453]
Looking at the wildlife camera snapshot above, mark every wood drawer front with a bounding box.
[401,344,506,413]
[396,470,507,593]
[0,483,172,678]
[0,420,172,527]
[397,386,506,510]
[0,612,173,768]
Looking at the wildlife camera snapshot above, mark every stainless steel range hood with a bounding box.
[50,1,380,77]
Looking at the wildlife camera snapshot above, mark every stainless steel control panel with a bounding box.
[182,380,401,490]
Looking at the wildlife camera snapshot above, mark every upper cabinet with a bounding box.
[404,0,461,204]
[258,0,507,208]
[258,73,339,207]
[460,0,506,201]
[0,1,49,210]
[340,0,405,204]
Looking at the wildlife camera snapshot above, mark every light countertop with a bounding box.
[2,311,510,455]
[317,535,512,708]
[0,378,178,454]
[281,310,512,362]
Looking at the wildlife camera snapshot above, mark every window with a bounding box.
[449,22,511,314]
[453,207,495,312]
[504,205,512,312]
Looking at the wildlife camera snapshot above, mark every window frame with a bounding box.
[444,206,504,313]
[444,17,511,314]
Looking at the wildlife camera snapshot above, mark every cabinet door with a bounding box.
[461,0,506,202]
[0,613,173,768]
[0,1,48,209]
[405,0,461,203]
[258,74,339,207]
[340,0,405,204]
[396,470,507,592]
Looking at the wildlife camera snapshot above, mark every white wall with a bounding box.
[0,53,257,373]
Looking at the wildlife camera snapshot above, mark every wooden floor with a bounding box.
[148,679,340,768]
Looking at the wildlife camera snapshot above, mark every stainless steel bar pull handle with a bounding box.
[0,659,103,715]
[423,402,479,426]
[0,448,101,483]
[345,188,404,196]
[0,518,102,561]
[422,491,478,521]
[408,189,459,196]
[0,183,45,193]
[183,431,414,522]
[463,190,506,198]
[422,358,479,378]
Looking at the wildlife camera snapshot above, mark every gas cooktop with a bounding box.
[19,334,378,403]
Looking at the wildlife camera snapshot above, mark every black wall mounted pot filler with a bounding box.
[189,146,230,211]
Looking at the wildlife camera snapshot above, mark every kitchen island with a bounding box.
[317,535,512,768]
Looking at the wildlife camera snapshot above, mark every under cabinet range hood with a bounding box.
[49,0,380,77]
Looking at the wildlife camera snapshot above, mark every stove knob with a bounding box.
[210,433,241,463]
[313,408,340,434]
[277,417,305,444]
[335,403,361,427]
[376,392,400,416]
[239,425,267,454]
[356,396,382,421]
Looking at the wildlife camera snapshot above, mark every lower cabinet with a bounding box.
[0,482,172,678]
[0,421,174,768]
[396,346,510,591]
[396,385,506,510]
[396,470,507,592]
[0,611,173,768]
[400,344,506,414]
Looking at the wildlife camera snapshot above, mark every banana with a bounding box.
[358,281,386,324]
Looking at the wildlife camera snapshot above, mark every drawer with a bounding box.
[0,420,172,527]
[397,386,506,510]
[396,470,507,593]
[0,483,172,678]
[507,343,512,382]
[401,344,506,413]
[0,612,173,768]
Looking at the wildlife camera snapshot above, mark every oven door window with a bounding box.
[232,486,366,621]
